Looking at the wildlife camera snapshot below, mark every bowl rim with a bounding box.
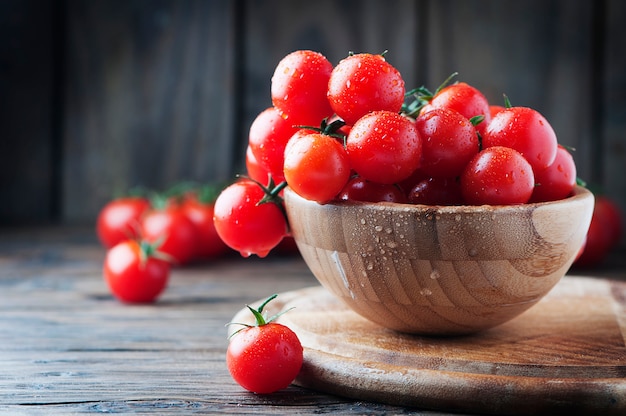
[284,185,593,214]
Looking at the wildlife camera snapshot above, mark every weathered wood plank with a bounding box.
[62,0,239,223]
[0,228,440,414]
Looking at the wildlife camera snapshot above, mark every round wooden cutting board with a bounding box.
[231,276,626,415]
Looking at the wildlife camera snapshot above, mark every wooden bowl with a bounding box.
[284,186,594,335]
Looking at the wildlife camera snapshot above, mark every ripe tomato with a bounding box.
[96,197,150,248]
[227,295,303,394]
[482,106,558,173]
[245,145,270,185]
[327,53,405,125]
[337,176,408,203]
[271,50,334,127]
[103,240,170,303]
[346,111,422,185]
[248,107,299,183]
[596,196,623,247]
[461,146,535,205]
[182,189,230,259]
[575,196,623,267]
[408,176,464,206]
[530,145,577,203]
[213,179,287,258]
[283,133,351,203]
[415,108,479,178]
[141,203,198,265]
[420,82,492,136]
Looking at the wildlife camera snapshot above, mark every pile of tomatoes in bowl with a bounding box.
[214,49,582,259]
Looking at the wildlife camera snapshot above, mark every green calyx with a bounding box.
[226,294,295,339]
[402,72,459,118]
[137,238,175,268]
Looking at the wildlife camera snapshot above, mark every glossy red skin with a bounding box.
[271,50,334,127]
[346,111,422,185]
[530,145,577,203]
[213,180,287,258]
[483,106,558,173]
[283,133,351,203]
[421,82,492,136]
[141,205,198,265]
[408,176,464,206]
[337,176,408,203]
[575,196,623,267]
[103,240,169,303]
[415,108,479,178]
[226,323,303,394]
[96,197,150,248]
[245,145,271,185]
[248,107,298,184]
[461,146,535,205]
[327,53,405,126]
[182,197,230,259]
[596,196,623,247]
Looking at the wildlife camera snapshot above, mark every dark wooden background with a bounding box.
[1,0,624,238]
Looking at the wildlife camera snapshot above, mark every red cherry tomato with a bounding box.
[327,53,405,125]
[182,192,230,259]
[415,108,479,178]
[245,145,270,185]
[575,196,623,267]
[283,133,351,203]
[103,240,170,303]
[461,146,535,205]
[421,82,492,136]
[96,197,150,248]
[271,50,334,127]
[248,107,298,183]
[483,106,558,173]
[337,176,408,203]
[141,203,198,265]
[530,145,577,203]
[227,295,303,394]
[213,179,287,258]
[346,111,422,185]
[408,176,464,206]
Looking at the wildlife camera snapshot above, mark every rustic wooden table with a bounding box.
[1,227,624,415]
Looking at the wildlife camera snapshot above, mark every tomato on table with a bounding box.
[575,195,623,268]
[103,240,170,303]
[227,295,303,394]
[181,186,230,260]
[141,202,198,266]
[96,196,150,248]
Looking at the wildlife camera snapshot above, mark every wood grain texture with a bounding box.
[0,227,624,414]
[1,0,625,255]
[62,0,239,222]
[232,278,626,415]
[285,187,594,334]
[0,228,416,415]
